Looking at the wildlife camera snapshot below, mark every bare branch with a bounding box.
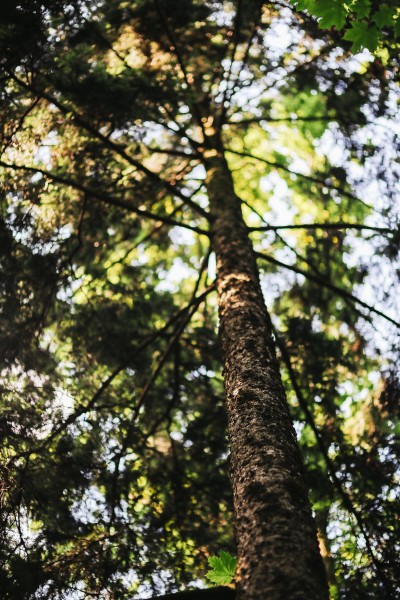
[217,0,243,128]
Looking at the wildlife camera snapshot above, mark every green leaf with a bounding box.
[293,0,318,12]
[343,21,380,50]
[291,0,347,27]
[351,0,371,19]
[206,551,237,586]
[315,0,347,29]
[374,6,397,29]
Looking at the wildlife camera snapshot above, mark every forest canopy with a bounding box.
[0,1,399,599]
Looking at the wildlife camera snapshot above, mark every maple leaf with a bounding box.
[343,21,380,51]
[351,0,371,20]
[314,0,347,29]
[290,0,347,29]
[206,551,237,586]
[293,0,318,12]
[374,6,397,29]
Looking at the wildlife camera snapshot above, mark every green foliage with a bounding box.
[343,21,380,52]
[290,0,400,52]
[0,1,399,598]
[206,552,237,586]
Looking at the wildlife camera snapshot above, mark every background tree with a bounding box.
[0,1,399,599]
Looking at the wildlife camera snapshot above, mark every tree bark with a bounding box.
[204,147,329,600]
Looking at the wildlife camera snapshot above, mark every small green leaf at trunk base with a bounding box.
[206,552,237,586]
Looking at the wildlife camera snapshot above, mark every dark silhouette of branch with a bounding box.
[0,160,209,237]
[143,146,197,158]
[152,0,207,141]
[241,198,384,330]
[145,248,212,439]
[274,328,394,596]
[8,71,209,219]
[223,11,261,114]
[241,197,384,332]
[256,252,400,329]
[12,285,215,464]
[226,147,373,209]
[228,114,333,126]
[248,223,393,235]
[108,283,216,521]
[1,96,40,152]
[217,0,244,128]
[78,21,202,153]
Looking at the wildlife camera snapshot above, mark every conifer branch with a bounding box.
[256,252,400,329]
[1,96,41,152]
[0,160,209,236]
[8,71,210,219]
[228,115,333,126]
[275,330,394,595]
[108,281,215,522]
[13,285,215,462]
[152,0,208,140]
[144,248,212,438]
[249,223,393,234]
[217,0,243,128]
[76,23,202,152]
[226,147,373,208]
[224,24,260,113]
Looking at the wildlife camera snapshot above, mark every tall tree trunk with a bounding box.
[204,146,329,600]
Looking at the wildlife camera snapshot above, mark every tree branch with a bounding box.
[217,0,243,128]
[8,71,210,220]
[0,160,210,237]
[153,0,207,139]
[226,147,373,209]
[14,285,215,462]
[108,282,216,522]
[228,114,333,126]
[248,222,393,235]
[275,329,394,595]
[153,587,235,600]
[256,251,400,329]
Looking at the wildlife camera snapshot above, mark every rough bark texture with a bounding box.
[204,147,329,600]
